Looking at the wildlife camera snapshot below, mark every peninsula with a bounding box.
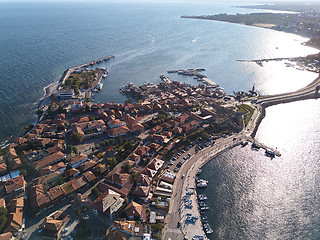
[181,3,320,49]
[0,52,319,240]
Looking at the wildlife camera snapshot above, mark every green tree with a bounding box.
[123,163,131,173]
[91,187,100,198]
[19,169,27,177]
[70,132,83,144]
[50,93,57,101]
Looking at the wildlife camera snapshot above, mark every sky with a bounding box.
[1,0,320,2]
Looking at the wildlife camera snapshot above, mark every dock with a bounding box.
[201,77,219,87]
[160,75,172,83]
[247,138,281,157]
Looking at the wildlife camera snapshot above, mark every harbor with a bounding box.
[167,68,219,87]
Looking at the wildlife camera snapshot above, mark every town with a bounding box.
[0,60,250,240]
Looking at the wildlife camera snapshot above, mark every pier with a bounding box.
[167,68,219,87]
[160,75,172,83]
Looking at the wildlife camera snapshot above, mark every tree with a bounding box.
[91,187,100,198]
[123,163,131,173]
[0,207,7,232]
[70,132,83,144]
[36,109,44,116]
[50,93,57,101]
[19,169,27,177]
[131,172,139,182]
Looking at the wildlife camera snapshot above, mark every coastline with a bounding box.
[163,73,320,239]
[181,16,320,51]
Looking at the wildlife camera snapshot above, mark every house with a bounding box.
[6,148,17,160]
[90,189,124,217]
[68,154,88,169]
[125,201,147,222]
[33,151,65,171]
[132,185,150,199]
[107,126,130,138]
[39,210,70,239]
[0,163,7,175]
[136,174,152,187]
[4,175,26,195]
[92,163,108,175]
[83,171,96,183]
[175,113,189,126]
[147,159,164,172]
[143,168,156,178]
[112,220,144,237]
[4,197,24,234]
[108,119,126,129]
[79,160,97,172]
[30,184,50,212]
[0,198,5,208]
[135,146,150,157]
[9,158,22,170]
[0,232,13,240]
[47,186,65,202]
[64,168,80,179]
[106,173,130,188]
[128,123,144,134]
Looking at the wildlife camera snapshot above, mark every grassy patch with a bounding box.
[238,104,254,126]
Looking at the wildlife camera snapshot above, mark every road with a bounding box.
[163,75,320,239]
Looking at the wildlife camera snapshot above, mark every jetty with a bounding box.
[167,68,219,87]
[160,75,172,83]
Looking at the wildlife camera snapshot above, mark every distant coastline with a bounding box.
[181,5,320,50]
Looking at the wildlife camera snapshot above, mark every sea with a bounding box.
[0,1,319,239]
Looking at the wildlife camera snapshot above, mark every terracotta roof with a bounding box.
[148,159,164,171]
[135,146,151,156]
[107,126,130,137]
[65,168,80,178]
[0,163,7,173]
[106,173,130,187]
[79,160,97,172]
[0,156,4,164]
[93,163,108,174]
[136,174,152,186]
[125,201,143,217]
[83,171,96,182]
[132,185,149,197]
[5,197,24,233]
[41,210,70,237]
[33,151,65,170]
[69,154,88,165]
[0,232,12,240]
[90,189,122,213]
[47,186,64,201]
[30,184,50,210]
[113,220,143,236]
[0,199,5,208]
[4,175,25,194]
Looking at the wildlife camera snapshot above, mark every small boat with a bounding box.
[265,149,275,158]
[200,206,210,211]
[197,169,202,176]
[198,194,208,201]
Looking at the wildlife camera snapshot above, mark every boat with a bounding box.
[196,169,202,176]
[96,83,103,91]
[265,149,275,158]
[251,142,261,150]
[197,182,207,188]
[200,206,210,211]
[198,194,207,201]
[199,202,208,207]
[240,141,248,147]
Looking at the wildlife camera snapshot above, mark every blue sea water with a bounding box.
[0,1,317,145]
[1,2,320,239]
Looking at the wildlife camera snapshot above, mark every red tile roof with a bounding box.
[4,175,25,194]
